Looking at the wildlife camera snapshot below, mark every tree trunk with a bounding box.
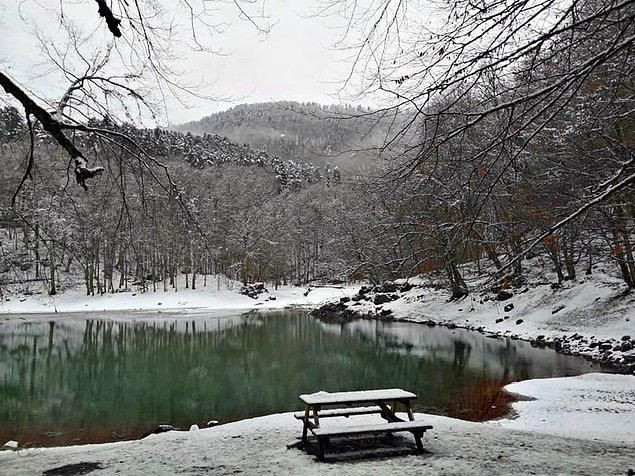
[610,226,634,287]
[48,251,56,296]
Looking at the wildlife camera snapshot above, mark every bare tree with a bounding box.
[320,0,634,284]
[1,0,272,196]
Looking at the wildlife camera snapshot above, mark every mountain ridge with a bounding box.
[174,101,383,168]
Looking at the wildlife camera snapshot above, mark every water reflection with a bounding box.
[0,311,599,447]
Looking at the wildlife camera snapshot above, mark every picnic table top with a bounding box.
[299,388,417,406]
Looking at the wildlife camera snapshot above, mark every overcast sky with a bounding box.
[0,0,358,124]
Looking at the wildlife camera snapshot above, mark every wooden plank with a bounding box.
[301,405,310,446]
[312,421,433,438]
[293,406,383,420]
[299,388,417,406]
[377,401,404,423]
[405,400,415,422]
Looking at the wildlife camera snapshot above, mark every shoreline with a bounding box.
[310,276,635,374]
[0,288,632,473]
[0,281,358,316]
[0,304,610,451]
[354,312,629,373]
[1,377,633,475]
[2,274,632,372]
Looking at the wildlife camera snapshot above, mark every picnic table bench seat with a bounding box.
[313,421,433,438]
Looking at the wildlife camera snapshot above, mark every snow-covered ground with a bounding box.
[2,374,633,475]
[495,373,635,444]
[0,275,357,315]
[366,271,632,341]
[389,270,634,342]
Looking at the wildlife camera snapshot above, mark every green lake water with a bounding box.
[0,310,601,447]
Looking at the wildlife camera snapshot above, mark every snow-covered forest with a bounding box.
[0,62,633,299]
[0,109,353,294]
[0,1,631,301]
[175,102,383,168]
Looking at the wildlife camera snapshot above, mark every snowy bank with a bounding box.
[494,373,635,444]
[0,276,357,315]
[313,268,635,371]
[1,408,633,475]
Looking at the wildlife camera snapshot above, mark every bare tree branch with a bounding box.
[95,0,123,38]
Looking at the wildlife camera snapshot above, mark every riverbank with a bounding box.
[1,373,632,475]
[311,266,635,373]
[0,276,357,315]
[1,273,633,474]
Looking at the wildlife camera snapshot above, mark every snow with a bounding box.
[1,408,632,475]
[0,276,357,315]
[300,388,416,405]
[385,271,633,341]
[494,373,635,444]
[2,440,18,450]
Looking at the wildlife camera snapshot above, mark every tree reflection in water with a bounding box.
[0,310,599,447]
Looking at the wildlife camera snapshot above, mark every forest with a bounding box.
[0,0,632,301]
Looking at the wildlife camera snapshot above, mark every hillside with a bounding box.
[175,101,386,169]
[117,124,339,192]
[0,109,347,300]
[0,110,337,196]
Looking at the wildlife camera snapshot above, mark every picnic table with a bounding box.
[295,388,433,459]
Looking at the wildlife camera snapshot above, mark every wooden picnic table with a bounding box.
[295,388,432,459]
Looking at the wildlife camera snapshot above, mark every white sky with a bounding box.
[0,0,360,124]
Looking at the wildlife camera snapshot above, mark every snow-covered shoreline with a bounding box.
[1,374,633,475]
[495,373,635,444]
[0,279,358,316]
[312,269,635,373]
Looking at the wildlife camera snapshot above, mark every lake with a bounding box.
[0,309,602,447]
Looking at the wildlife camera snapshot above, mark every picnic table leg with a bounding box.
[302,405,310,447]
[405,400,415,421]
[405,401,424,453]
[413,431,424,453]
[377,401,403,422]
[317,437,325,460]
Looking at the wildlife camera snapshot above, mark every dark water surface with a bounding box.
[0,310,601,447]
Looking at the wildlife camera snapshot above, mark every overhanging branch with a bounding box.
[0,71,104,193]
[95,0,122,38]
